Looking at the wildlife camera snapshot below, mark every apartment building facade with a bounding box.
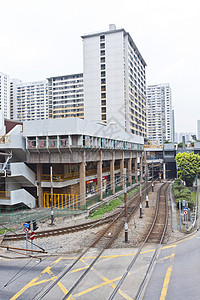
[48,73,84,119]
[13,80,48,121]
[0,72,10,119]
[82,24,147,137]
[146,83,173,145]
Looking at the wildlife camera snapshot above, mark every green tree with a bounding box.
[175,152,200,186]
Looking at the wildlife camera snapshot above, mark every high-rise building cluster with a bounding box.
[0,25,173,142]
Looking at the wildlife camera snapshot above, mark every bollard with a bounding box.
[146,194,149,208]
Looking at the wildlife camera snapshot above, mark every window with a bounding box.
[100,35,105,41]
[101,78,106,84]
[101,107,106,113]
[102,114,106,121]
[100,50,105,56]
[101,71,106,77]
[101,100,106,106]
[101,57,105,63]
[101,92,106,99]
[100,43,105,49]
[101,64,105,70]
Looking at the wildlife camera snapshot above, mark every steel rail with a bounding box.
[108,181,170,300]
[36,183,151,300]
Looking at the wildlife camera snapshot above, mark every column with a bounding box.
[97,151,103,200]
[163,162,166,180]
[110,152,115,194]
[79,151,86,206]
[36,164,43,207]
[120,151,124,189]
[128,153,132,185]
[135,152,138,183]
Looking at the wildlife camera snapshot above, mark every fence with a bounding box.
[43,193,79,210]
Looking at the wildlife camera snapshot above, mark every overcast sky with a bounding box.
[0,0,199,134]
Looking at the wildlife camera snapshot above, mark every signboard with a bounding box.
[24,227,29,233]
[23,223,30,228]
[30,232,35,240]
[85,136,90,148]
[183,210,188,215]
[183,207,188,211]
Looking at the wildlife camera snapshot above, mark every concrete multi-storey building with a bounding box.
[0,72,10,119]
[146,83,173,145]
[10,78,22,120]
[48,74,84,119]
[0,118,144,209]
[82,24,147,137]
[14,81,48,121]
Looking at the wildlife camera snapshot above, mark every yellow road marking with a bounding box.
[11,257,64,299]
[159,247,176,300]
[73,276,122,297]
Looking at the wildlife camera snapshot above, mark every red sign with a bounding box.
[183,210,188,215]
[24,227,29,233]
[30,232,35,240]
[86,179,97,184]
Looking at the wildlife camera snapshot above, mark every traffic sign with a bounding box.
[24,227,29,233]
[183,207,188,211]
[183,210,188,215]
[23,223,30,228]
[30,232,35,240]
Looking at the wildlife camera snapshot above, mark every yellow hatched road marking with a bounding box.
[11,257,63,299]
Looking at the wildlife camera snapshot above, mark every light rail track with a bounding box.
[35,182,152,300]
[109,181,170,300]
[3,183,147,242]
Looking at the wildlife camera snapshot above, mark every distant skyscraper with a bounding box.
[146,83,172,145]
[15,81,48,121]
[172,108,175,142]
[47,74,84,119]
[0,72,10,119]
[82,24,147,137]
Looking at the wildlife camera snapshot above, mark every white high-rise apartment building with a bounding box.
[147,83,172,145]
[0,72,10,119]
[10,78,22,120]
[47,73,84,119]
[82,24,147,137]
[15,81,48,121]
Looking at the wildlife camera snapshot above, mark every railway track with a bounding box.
[3,183,148,242]
[109,181,170,300]
[35,182,152,300]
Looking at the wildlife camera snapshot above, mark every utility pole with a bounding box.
[124,168,128,243]
[50,166,54,225]
[151,161,154,192]
[145,151,149,208]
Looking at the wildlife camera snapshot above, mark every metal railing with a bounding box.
[41,172,79,182]
[43,193,79,210]
[0,191,10,199]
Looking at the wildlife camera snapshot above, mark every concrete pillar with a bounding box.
[79,151,86,206]
[110,152,115,194]
[97,151,103,200]
[128,153,132,185]
[135,153,138,182]
[120,152,124,189]
[163,162,166,180]
[36,164,43,207]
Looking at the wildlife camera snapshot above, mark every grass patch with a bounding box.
[0,228,13,234]
[89,185,140,220]
[89,197,123,220]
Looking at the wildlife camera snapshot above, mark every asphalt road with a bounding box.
[0,231,200,300]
